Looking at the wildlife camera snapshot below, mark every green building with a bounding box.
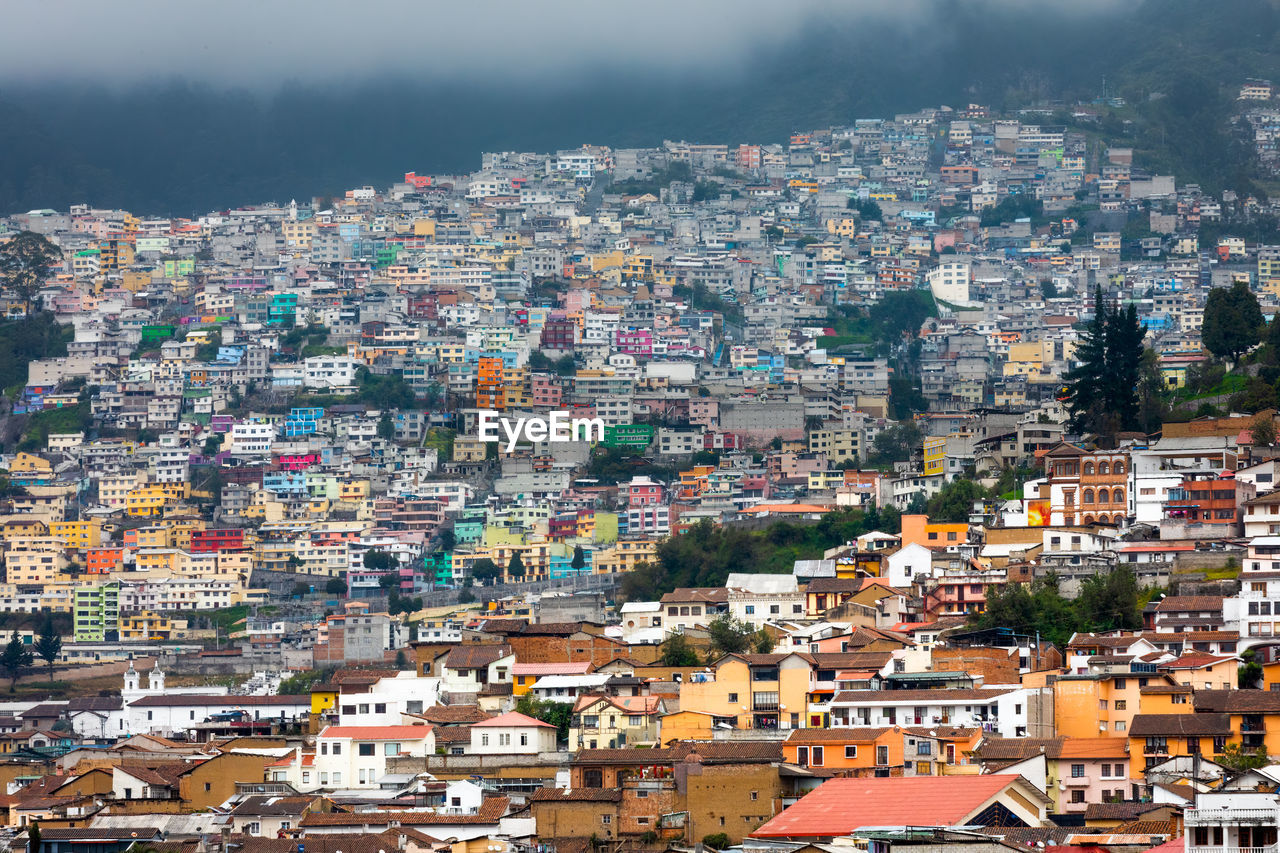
[74,581,120,642]
[602,424,654,449]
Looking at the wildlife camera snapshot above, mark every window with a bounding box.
[500,733,512,746]
[1099,700,1108,710]
[845,745,858,759]
[1114,678,1127,689]
[601,815,611,825]
[384,742,401,756]
[811,746,824,766]
[481,734,490,746]
[797,746,809,766]
[745,605,755,615]
[918,741,932,755]
[1115,700,1127,711]
[1213,736,1227,754]
[1071,790,1085,803]
[1115,721,1126,732]
[331,743,341,755]
[876,745,889,765]
[358,743,375,756]
[728,693,738,704]
[1145,737,1168,754]
[358,704,369,714]
[406,701,423,714]
[321,743,328,755]
[374,703,386,714]
[1071,764,1085,778]
[750,791,759,801]
[1101,764,1111,777]
[770,604,780,614]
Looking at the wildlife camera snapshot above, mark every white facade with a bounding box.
[469,712,557,755]
[303,355,359,389]
[314,725,435,789]
[886,542,935,588]
[336,672,443,725]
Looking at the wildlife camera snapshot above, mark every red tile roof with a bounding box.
[471,711,554,729]
[318,725,434,739]
[750,774,1031,838]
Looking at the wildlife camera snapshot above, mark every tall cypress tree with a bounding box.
[1063,287,1146,436]
[1064,286,1109,433]
[1105,302,1145,432]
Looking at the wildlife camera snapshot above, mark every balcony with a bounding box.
[1063,775,1091,787]
[1186,808,1279,826]
[1187,847,1277,853]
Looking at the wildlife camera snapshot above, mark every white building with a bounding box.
[125,694,310,737]
[335,672,443,726]
[303,355,359,389]
[726,573,804,628]
[828,686,1043,738]
[314,724,436,789]
[469,711,557,755]
[228,422,273,455]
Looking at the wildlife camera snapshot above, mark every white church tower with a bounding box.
[124,660,139,693]
[148,664,165,692]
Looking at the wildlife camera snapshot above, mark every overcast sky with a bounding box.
[0,0,1130,89]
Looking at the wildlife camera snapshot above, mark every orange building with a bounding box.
[900,514,969,551]
[476,356,505,410]
[86,547,125,574]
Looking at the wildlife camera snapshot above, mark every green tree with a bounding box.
[706,616,756,658]
[514,694,573,742]
[0,231,62,315]
[1203,282,1264,362]
[363,550,396,572]
[571,545,586,572]
[34,617,61,685]
[1063,287,1111,434]
[472,558,502,585]
[1252,413,1277,448]
[507,552,526,581]
[1063,287,1146,435]
[659,632,701,667]
[926,478,987,523]
[1076,565,1142,632]
[1240,648,1264,689]
[868,421,923,467]
[377,413,395,441]
[1104,301,1145,432]
[702,834,731,851]
[324,577,347,596]
[0,630,33,691]
[1218,741,1269,772]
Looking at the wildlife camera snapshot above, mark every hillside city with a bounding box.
[10,86,1280,853]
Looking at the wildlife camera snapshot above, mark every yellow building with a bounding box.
[46,517,103,550]
[125,483,188,517]
[593,538,655,574]
[923,437,946,477]
[676,652,814,731]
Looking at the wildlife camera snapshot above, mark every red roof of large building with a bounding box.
[750,774,1034,838]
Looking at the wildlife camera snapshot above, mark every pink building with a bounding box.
[531,375,563,409]
[1057,738,1131,812]
[615,329,653,358]
[627,476,664,508]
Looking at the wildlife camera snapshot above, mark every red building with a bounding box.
[190,528,246,553]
